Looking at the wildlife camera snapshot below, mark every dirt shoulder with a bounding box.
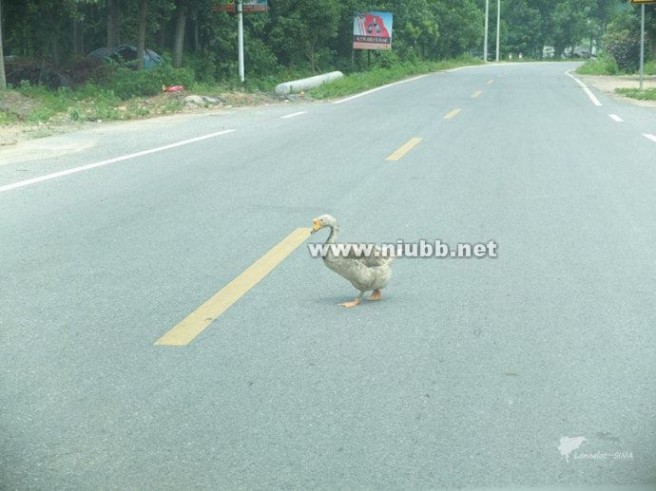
[577,74,656,109]
[0,89,291,147]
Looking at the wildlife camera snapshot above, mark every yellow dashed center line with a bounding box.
[386,137,423,161]
[444,108,462,120]
[472,90,483,98]
[155,227,312,346]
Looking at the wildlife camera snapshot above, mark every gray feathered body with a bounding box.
[323,253,392,292]
[320,221,393,294]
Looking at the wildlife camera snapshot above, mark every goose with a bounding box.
[311,214,393,308]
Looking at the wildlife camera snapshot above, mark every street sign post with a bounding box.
[214,0,268,83]
[629,0,654,89]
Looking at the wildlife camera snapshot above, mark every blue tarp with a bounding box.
[88,45,163,70]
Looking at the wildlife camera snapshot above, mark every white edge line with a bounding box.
[280,111,307,119]
[565,71,602,107]
[0,129,236,194]
[609,114,623,123]
[644,134,656,143]
[333,74,428,104]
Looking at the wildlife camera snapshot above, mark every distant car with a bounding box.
[563,46,591,59]
[88,45,163,70]
[542,46,555,59]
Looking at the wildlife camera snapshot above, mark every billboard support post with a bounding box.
[630,0,655,89]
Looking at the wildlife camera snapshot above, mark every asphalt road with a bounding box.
[1,62,655,490]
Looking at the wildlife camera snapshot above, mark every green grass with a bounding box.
[309,57,482,99]
[577,57,656,76]
[15,83,74,123]
[3,80,187,124]
[0,110,18,125]
[577,56,656,102]
[615,87,656,100]
[645,60,656,76]
[1,57,483,127]
[576,57,619,75]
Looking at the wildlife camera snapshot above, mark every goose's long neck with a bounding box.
[325,225,339,244]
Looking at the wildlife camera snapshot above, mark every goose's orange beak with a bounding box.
[311,219,322,233]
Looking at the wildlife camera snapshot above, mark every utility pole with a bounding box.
[640,3,645,90]
[484,0,489,62]
[495,0,500,62]
[237,0,245,83]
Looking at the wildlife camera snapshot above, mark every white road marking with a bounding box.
[565,71,602,107]
[333,75,428,104]
[0,129,236,194]
[280,111,307,119]
[644,134,656,143]
[609,114,624,123]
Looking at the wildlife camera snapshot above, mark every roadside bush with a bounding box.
[0,111,17,125]
[184,52,218,84]
[576,56,619,75]
[103,63,195,100]
[372,50,401,69]
[603,10,645,73]
[606,30,641,72]
[244,38,283,77]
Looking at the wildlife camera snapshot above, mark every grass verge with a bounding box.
[309,57,482,99]
[577,57,656,76]
[576,57,619,75]
[615,87,656,101]
[0,57,482,132]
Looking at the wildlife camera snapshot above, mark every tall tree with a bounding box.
[269,0,342,71]
[0,0,5,90]
[173,0,187,68]
[107,0,120,47]
[431,0,482,59]
[551,0,596,57]
[501,0,544,57]
[392,0,439,59]
[136,0,147,70]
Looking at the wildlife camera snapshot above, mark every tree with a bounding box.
[587,0,622,52]
[268,0,342,71]
[392,0,439,60]
[605,8,646,72]
[0,0,6,90]
[551,0,588,57]
[501,0,544,58]
[173,0,187,68]
[135,0,147,70]
[107,0,120,47]
[433,0,483,59]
